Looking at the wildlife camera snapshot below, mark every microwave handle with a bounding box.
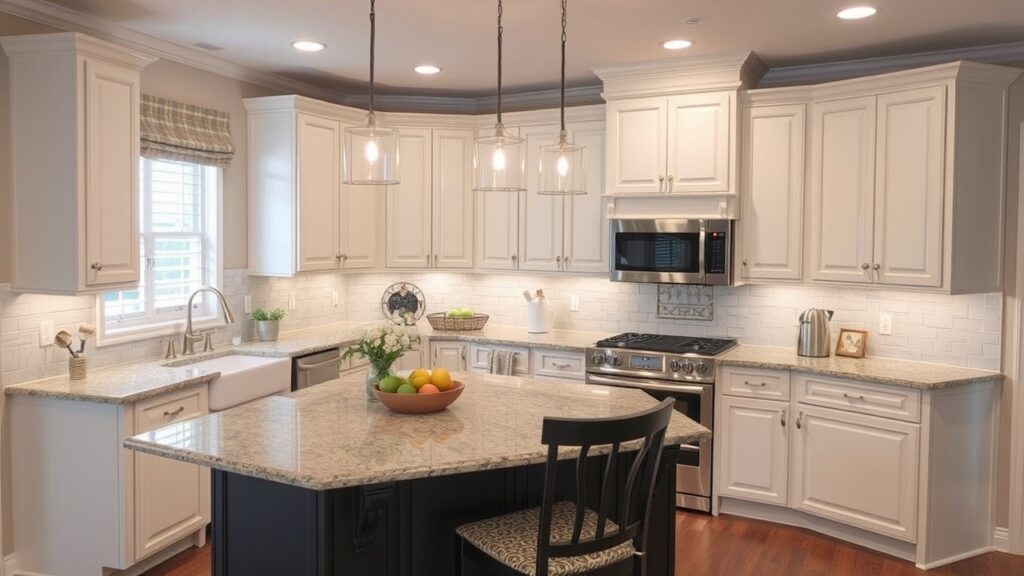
[698,220,707,281]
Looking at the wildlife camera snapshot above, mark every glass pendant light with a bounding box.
[343,0,399,185]
[474,0,526,192]
[538,0,585,195]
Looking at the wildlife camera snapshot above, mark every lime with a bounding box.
[379,376,403,393]
[397,383,418,395]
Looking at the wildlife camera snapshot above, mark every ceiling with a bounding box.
[41,0,1024,97]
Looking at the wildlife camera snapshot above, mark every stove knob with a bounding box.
[591,352,606,365]
[695,361,709,375]
[669,360,683,373]
[682,361,695,375]
[611,355,623,367]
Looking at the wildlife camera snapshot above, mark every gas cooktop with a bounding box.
[594,333,737,356]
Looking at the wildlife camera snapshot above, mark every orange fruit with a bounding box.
[418,384,440,394]
[431,368,453,391]
[409,368,432,388]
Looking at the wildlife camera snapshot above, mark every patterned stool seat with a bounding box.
[456,501,635,576]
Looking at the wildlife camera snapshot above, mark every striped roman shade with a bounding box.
[140,94,235,167]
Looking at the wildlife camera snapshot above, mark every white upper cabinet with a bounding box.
[667,92,733,193]
[563,121,609,274]
[519,125,565,272]
[741,103,806,281]
[605,98,667,194]
[803,62,1020,292]
[384,128,474,269]
[2,33,153,294]
[476,190,521,270]
[809,96,877,284]
[247,97,385,276]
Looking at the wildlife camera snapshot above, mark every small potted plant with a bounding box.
[251,307,286,342]
[342,324,420,401]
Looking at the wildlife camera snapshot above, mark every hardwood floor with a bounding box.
[145,512,1024,575]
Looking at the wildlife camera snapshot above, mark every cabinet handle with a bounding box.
[91,262,103,271]
[781,408,787,429]
[843,392,866,401]
[163,406,185,418]
[336,254,342,261]
[860,263,870,270]
[434,254,438,267]
[743,380,767,387]
[872,263,880,271]
[341,254,348,262]
[552,362,572,369]
[658,175,665,192]
[666,175,674,191]
[556,255,561,269]
[742,260,747,267]
[796,411,803,430]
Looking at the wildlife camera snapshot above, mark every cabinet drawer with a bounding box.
[468,343,530,375]
[795,374,921,423]
[532,349,586,381]
[135,387,205,434]
[720,366,790,400]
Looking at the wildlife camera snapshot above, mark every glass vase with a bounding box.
[366,362,391,401]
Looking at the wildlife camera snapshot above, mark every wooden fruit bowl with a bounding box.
[373,381,465,414]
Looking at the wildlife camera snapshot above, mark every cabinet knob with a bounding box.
[860,263,870,270]
[796,411,803,430]
[781,408,787,429]
[658,175,665,193]
[666,175,674,191]
[742,260,747,267]
[511,254,518,263]
[872,263,880,271]
[91,262,103,271]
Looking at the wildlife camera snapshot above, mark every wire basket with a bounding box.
[426,313,489,332]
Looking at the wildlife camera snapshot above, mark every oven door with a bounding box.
[586,374,713,511]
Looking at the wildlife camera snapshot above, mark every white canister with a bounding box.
[526,300,550,334]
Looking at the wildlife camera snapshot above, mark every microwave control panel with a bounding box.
[706,231,728,274]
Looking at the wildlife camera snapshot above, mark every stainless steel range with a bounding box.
[585,333,736,512]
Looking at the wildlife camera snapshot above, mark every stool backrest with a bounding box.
[535,398,675,576]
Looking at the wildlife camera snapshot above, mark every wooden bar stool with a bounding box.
[456,398,675,576]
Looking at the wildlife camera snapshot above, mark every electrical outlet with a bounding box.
[39,320,54,347]
[332,291,339,307]
[570,295,580,312]
[879,313,893,335]
[243,295,252,314]
[288,292,297,311]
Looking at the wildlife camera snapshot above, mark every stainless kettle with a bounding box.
[798,308,834,357]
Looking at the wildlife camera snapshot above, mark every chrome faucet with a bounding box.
[182,287,236,355]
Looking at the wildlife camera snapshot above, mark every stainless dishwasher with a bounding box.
[292,347,341,391]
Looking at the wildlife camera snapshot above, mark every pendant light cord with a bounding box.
[496,0,504,124]
[368,0,376,115]
[560,0,567,133]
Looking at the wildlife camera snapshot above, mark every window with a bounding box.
[99,158,221,344]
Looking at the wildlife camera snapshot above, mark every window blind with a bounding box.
[140,94,235,167]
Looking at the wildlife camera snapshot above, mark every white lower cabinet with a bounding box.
[430,341,467,372]
[717,395,789,505]
[791,404,919,542]
[467,343,530,376]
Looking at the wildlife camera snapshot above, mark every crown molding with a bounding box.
[760,41,1024,87]
[595,52,766,101]
[0,31,154,70]
[341,85,604,115]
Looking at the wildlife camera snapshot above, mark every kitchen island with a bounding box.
[125,372,708,575]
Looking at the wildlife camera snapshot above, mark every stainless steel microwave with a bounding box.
[609,219,734,285]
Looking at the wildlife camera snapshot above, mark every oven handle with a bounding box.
[587,374,708,395]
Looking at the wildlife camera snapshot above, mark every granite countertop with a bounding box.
[719,346,1003,390]
[124,372,709,491]
[3,321,609,405]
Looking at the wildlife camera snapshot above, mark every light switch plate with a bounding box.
[570,295,580,312]
[879,313,893,335]
[39,320,54,347]
[243,295,252,314]
[288,292,297,311]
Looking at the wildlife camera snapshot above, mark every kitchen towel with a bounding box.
[488,350,515,376]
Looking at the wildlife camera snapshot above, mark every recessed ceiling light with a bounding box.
[662,39,693,50]
[292,40,325,52]
[837,6,877,20]
[414,65,442,75]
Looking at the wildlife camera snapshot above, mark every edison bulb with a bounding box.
[491,146,507,171]
[364,139,380,164]
[556,153,569,177]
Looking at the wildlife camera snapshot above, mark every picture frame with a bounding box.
[836,328,868,358]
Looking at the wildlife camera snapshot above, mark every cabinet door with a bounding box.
[475,190,520,270]
[741,104,805,281]
[84,58,141,286]
[809,97,877,283]
[605,97,667,194]
[339,183,383,269]
[393,347,425,372]
[718,395,789,505]
[134,387,209,560]
[430,342,466,372]
[386,129,432,268]
[296,114,341,272]
[564,121,608,274]
[519,125,564,272]
[873,86,946,287]
[666,92,732,193]
[432,129,475,268]
[792,404,920,542]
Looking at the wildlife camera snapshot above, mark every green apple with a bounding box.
[446,308,460,318]
[458,308,474,318]
[379,375,403,393]
[397,383,418,395]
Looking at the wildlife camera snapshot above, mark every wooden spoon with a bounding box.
[54,330,78,358]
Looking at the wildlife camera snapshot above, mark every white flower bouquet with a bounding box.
[342,324,421,378]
